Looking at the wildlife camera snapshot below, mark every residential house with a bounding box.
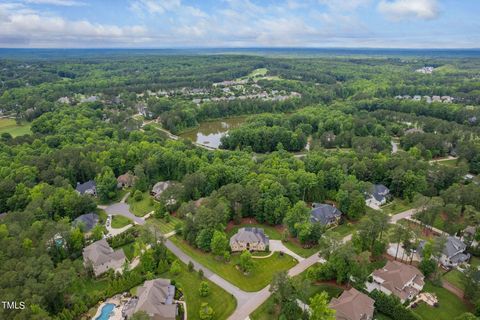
[366,184,391,208]
[151,181,173,200]
[117,172,137,189]
[440,236,470,268]
[366,261,425,302]
[83,239,126,276]
[230,227,269,252]
[123,278,177,320]
[76,180,97,197]
[329,288,375,320]
[73,212,99,232]
[310,203,342,227]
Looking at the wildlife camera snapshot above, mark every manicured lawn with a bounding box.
[162,257,236,320]
[282,240,318,258]
[381,198,414,216]
[171,236,298,291]
[146,215,183,234]
[438,159,460,167]
[442,269,465,290]
[331,222,356,237]
[0,118,31,137]
[127,191,156,217]
[111,215,132,228]
[470,256,480,268]
[374,313,394,320]
[413,282,470,320]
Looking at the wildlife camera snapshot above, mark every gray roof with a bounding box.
[444,236,467,258]
[369,184,390,202]
[73,213,99,231]
[310,203,342,225]
[135,279,177,320]
[76,180,96,194]
[230,227,269,246]
[83,239,125,267]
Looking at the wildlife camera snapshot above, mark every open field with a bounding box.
[171,236,298,291]
[413,282,470,320]
[0,118,31,137]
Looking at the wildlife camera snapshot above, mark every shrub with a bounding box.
[133,190,143,201]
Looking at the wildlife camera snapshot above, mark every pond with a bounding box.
[95,303,115,320]
[179,116,247,149]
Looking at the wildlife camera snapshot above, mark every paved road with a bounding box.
[390,208,417,224]
[269,240,304,262]
[103,202,146,225]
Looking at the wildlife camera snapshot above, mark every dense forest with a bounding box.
[1,51,480,320]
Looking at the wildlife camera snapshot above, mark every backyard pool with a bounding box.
[95,303,115,320]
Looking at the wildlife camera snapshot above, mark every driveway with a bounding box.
[269,240,304,262]
[104,202,145,225]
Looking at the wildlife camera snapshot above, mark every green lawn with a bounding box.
[250,264,343,320]
[162,260,237,320]
[438,159,460,167]
[0,118,31,137]
[442,269,465,290]
[119,241,136,260]
[331,222,356,237]
[171,236,298,291]
[374,313,394,320]
[97,188,129,205]
[381,198,414,216]
[111,215,132,228]
[146,215,183,234]
[413,282,470,320]
[282,240,319,258]
[127,191,156,217]
[470,256,480,268]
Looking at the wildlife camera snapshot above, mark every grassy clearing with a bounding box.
[0,118,31,137]
[127,191,156,217]
[111,215,132,228]
[146,216,183,234]
[119,242,136,260]
[171,236,298,291]
[438,158,460,167]
[162,259,237,320]
[442,269,465,290]
[381,198,414,216]
[282,240,318,258]
[471,256,480,268]
[331,222,356,237]
[413,282,470,320]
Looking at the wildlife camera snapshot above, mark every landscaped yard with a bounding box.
[470,256,480,268]
[146,215,183,234]
[0,118,31,137]
[171,236,298,291]
[381,198,414,216]
[97,188,129,205]
[161,259,237,320]
[118,241,136,260]
[332,222,356,237]
[111,215,132,228]
[127,191,156,217]
[413,282,470,320]
[442,269,465,290]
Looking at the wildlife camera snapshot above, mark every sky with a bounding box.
[0,0,479,48]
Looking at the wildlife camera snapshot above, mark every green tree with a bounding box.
[239,250,253,273]
[133,190,143,201]
[198,281,210,297]
[309,292,336,320]
[170,260,182,275]
[199,302,214,320]
[210,230,228,258]
[284,201,310,237]
[95,166,118,201]
[91,224,104,241]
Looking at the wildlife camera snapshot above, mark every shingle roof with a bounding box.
[135,279,177,320]
[369,184,390,202]
[372,261,424,301]
[310,203,342,225]
[83,239,125,267]
[76,180,96,194]
[329,288,375,320]
[230,227,269,246]
[73,212,99,231]
[444,236,467,258]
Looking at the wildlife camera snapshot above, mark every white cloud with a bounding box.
[24,0,86,6]
[378,0,439,20]
[0,3,148,47]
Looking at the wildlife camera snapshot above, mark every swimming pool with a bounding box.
[95,303,115,320]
